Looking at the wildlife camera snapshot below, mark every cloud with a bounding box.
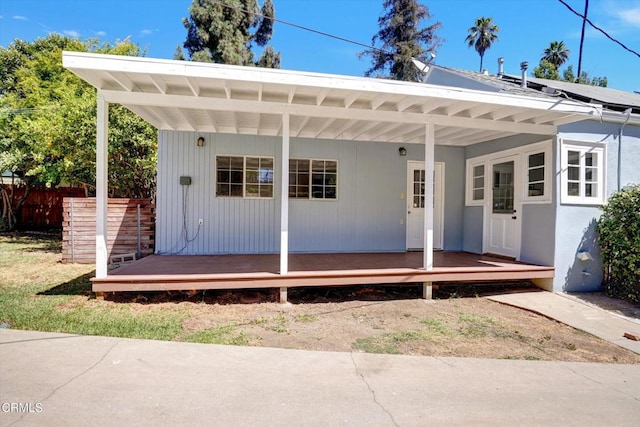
[140,28,157,36]
[613,6,640,27]
[96,31,107,37]
[64,30,80,37]
[12,15,28,21]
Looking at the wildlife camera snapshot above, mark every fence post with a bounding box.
[137,203,141,259]
[70,198,75,263]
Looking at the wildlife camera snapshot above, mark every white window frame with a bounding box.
[465,159,486,206]
[465,140,552,206]
[522,144,552,203]
[560,139,606,205]
[215,155,275,199]
[289,158,339,201]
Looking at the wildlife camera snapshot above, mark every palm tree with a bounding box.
[542,41,570,68]
[465,17,499,72]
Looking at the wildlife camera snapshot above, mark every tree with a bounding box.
[533,60,560,80]
[541,41,570,68]
[360,0,442,81]
[0,35,157,229]
[178,0,280,67]
[465,16,499,72]
[562,65,608,87]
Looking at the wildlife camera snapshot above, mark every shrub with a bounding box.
[597,184,640,303]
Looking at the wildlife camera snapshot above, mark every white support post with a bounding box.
[96,93,109,278]
[280,113,290,275]
[423,122,435,271]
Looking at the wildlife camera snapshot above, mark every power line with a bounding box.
[208,0,388,55]
[556,0,640,59]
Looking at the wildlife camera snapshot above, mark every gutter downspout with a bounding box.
[618,108,632,191]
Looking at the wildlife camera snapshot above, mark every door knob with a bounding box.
[512,216,517,220]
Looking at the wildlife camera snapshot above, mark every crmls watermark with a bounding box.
[1,402,43,413]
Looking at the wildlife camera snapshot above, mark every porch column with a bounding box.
[423,122,435,270]
[279,113,290,275]
[96,93,109,278]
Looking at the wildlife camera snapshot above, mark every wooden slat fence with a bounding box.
[62,198,155,264]
[3,185,86,229]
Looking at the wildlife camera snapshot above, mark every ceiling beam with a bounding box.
[107,71,136,92]
[175,108,198,131]
[101,90,559,135]
[185,77,200,96]
[148,75,167,94]
[313,118,337,138]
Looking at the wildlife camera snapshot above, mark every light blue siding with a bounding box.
[156,132,463,254]
[520,204,555,266]
[463,206,483,253]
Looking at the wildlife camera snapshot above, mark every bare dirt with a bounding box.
[108,283,640,364]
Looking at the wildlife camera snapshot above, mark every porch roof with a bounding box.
[63,51,600,146]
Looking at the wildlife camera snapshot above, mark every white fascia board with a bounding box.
[63,51,600,117]
[101,89,558,135]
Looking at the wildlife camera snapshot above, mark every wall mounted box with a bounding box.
[179,176,192,185]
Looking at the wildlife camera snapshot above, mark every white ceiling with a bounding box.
[63,52,601,146]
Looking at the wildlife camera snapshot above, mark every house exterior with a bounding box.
[422,64,640,292]
[62,51,636,295]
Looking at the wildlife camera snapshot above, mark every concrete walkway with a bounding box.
[1,329,640,427]
[487,291,640,354]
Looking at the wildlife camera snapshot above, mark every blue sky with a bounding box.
[1,0,639,92]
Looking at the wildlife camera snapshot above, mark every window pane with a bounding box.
[230,171,243,184]
[260,185,273,198]
[230,157,244,169]
[529,152,545,168]
[585,153,596,167]
[230,184,243,197]
[325,161,337,173]
[259,168,273,184]
[312,160,324,172]
[528,182,544,197]
[216,156,230,169]
[289,172,297,185]
[585,183,597,198]
[246,170,258,183]
[298,159,309,172]
[414,170,421,181]
[299,174,309,186]
[473,176,484,189]
[312,173,323,185]
[529,167,544,182]
[217,170,230,184]
[216,184,229,196]
[325,186,337,199]
[246,184,259,197]
[246,157,259,169]
[568,166,580,181]
[585,168,596,182]
[473,165,484,177]
[567,182,580,196]
[312,186,323,198]
[568,151,580,165]
[473,189,484,200]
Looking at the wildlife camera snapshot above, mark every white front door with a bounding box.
[406,161,443,250]
[486,156,521,258]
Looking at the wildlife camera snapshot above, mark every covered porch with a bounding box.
[93,252,554,300]
[62,52,596,297]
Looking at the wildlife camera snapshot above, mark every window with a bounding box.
[289,158,337,200]
[561,141,605,205]
[472,165,485,202]
[288,159,310,198]
[527,152,545,197]
[466,160,486,206]
[216,156,274,198]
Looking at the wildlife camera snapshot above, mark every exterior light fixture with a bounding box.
[399,147,407,156]
[197,136,205,147]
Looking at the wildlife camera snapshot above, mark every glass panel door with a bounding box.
[492,161,514,214]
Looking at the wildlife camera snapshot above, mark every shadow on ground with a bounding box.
[101,280,540,305]
[567,292,640,320]
[39,271,94,296]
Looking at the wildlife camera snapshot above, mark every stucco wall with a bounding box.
[552,120,640,292]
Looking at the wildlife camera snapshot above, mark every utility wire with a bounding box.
[208,0,388,56]
[556,0,640,59]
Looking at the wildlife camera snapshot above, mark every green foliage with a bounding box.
[361,0,442,81]
[533,60,560,80]
[465,16,500,72]
[562,65,608,87]
[597,184,640,303]
[0,35,157,229]
[179,0,280,68]
[541,41,570,68]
